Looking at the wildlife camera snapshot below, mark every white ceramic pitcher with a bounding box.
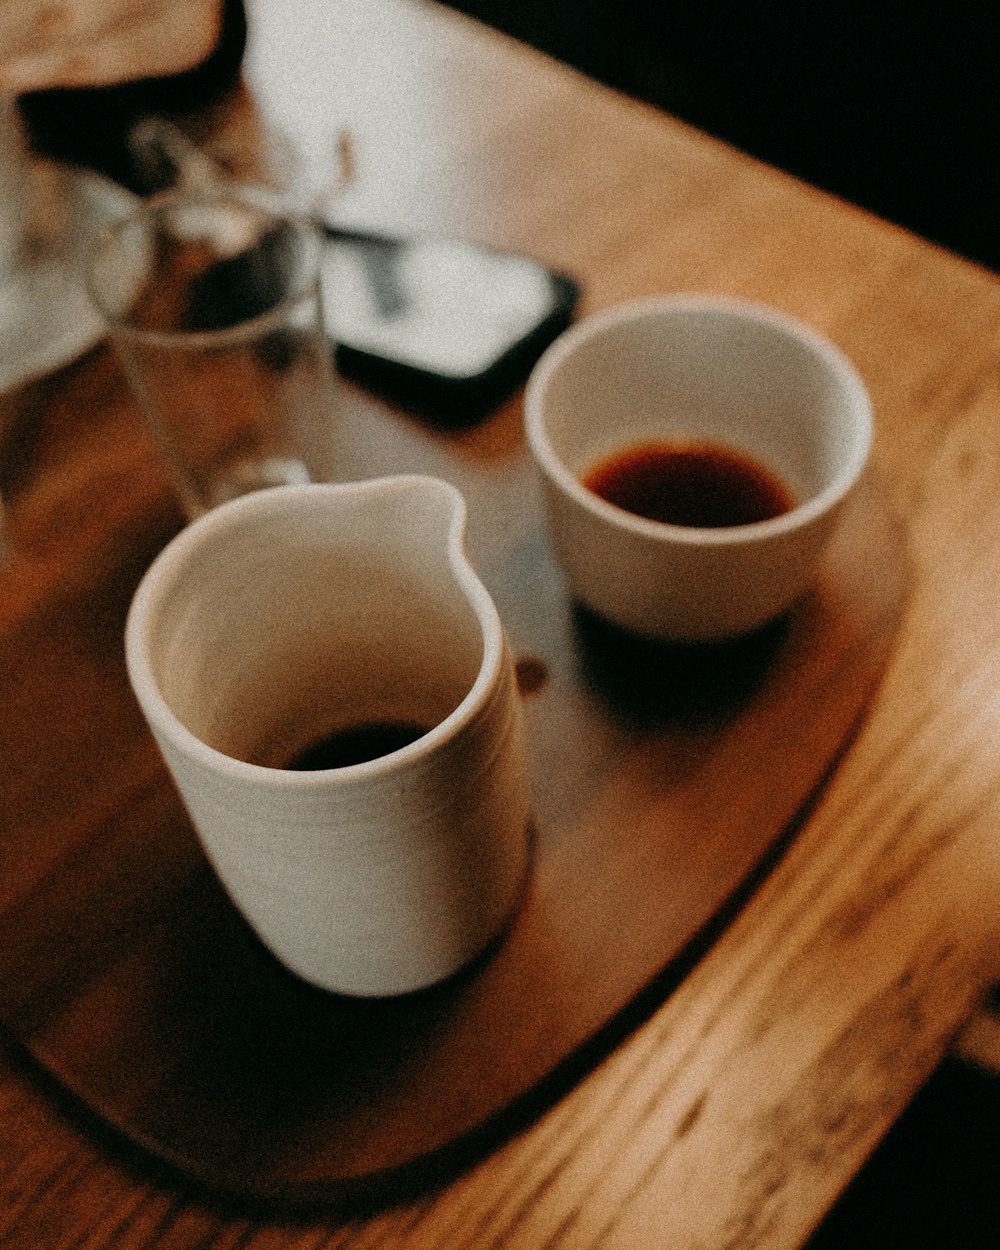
[125,476,532,996]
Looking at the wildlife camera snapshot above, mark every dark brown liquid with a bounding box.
[283,720,428,770]
[515,653,549,697]
[583,440,796,528]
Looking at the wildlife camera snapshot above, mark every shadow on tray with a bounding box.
[806,1052,1000,1249]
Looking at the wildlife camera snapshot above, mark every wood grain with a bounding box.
[1,0,999,1245]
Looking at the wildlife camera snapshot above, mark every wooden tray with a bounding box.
[0,377,907,1213]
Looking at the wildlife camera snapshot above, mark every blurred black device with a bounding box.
[321,224,579,424]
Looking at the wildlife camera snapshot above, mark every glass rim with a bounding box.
[83,181,326,350]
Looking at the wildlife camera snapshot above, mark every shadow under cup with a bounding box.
[86,185,338,520]
[125,479,531,997]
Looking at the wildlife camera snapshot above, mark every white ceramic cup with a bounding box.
[524,294,873,642]
[125,477,531,997]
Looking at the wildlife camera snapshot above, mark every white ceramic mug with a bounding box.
[125,477,531,996]
[524,294,873,642]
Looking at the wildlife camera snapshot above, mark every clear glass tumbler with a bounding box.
[86,183,339,520]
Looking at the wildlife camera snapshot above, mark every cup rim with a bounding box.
[125,477,506,783]
[524,292,873,547]
[83,181,326,351]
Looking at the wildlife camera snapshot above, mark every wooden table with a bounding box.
[2,0,1000,1245]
